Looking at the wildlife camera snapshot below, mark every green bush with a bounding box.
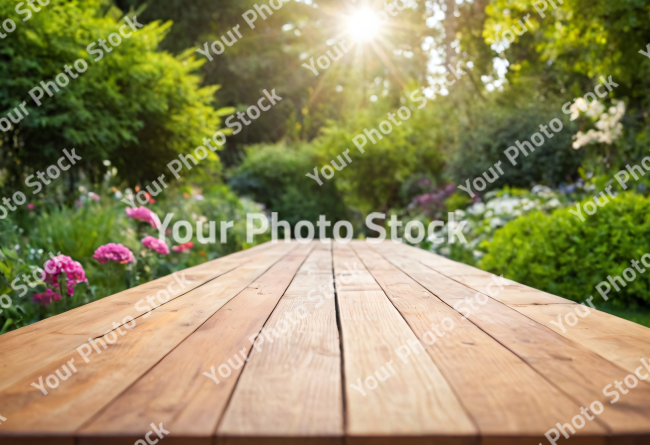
[448,107,584,191]
[229,143,349,233]
[480,192,650,308]
[0,0,230,187]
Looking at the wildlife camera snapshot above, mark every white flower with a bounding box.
[546,198,561,208]
[489,217,504,228]
[487,197,521,215]
[586,100,605,118]
[570,98,588,121]
[572,101,625,149]
[468,202,486,215]
[521,199,536,211]
[532,185,553,198]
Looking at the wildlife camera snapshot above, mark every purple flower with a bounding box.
[444,183,456,194]
[93,243,135,265]
[142,236,170,255]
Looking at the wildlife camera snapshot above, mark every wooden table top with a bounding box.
[1,240,650,445]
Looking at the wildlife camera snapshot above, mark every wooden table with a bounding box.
[1,240,650,445]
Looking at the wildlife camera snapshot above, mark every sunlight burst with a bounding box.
[346,9,381,43]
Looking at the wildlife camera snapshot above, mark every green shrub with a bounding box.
[480,192,650,308]
[229,143,349,233]
[448,107,583,191]
[0,0,230,187]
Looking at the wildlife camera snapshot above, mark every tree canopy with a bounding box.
[0,0,229,187]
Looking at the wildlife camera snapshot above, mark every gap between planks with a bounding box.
[367,241,650,441]
[351,241,607,445]
[217,242,343,444]
[0,242,298,443]
[0,241,280,394]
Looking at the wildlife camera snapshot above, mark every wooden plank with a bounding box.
[510,303,650,378]
[382,242,571,305]
[0,242,277,393]
[218,244,343,444]
[331,242,476,444]
[370,243,650,438]
[0,242,296,443]
[445,273,571,306]
[388,242,650,380]
[77,242,315,445]
[351,241,607,445]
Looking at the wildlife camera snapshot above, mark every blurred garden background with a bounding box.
[1,0,650,333]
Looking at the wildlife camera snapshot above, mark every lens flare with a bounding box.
[347,9,381,43]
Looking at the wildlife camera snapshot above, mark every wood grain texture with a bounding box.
[3,239,650,444]
[77,242,315,445]
[0,243,295,443]
[388,242,650,383]
[0,241,277,393]
[353,241,607,444]
[332,242,476,443]
[383,242,571,305]
[511,303,650,378]
[371,243,650,437]
[218,243,343,443]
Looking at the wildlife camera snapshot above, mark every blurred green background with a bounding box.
[1,0,650,332]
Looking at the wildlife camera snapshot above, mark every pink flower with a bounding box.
[125,206,161,228]
[43,255,88,296]
[32,289,62,306]
[93,243,135,265]
[89,192,100,201]
[172,242,194,253]
[27,203,35,210]
[142,236,169,255]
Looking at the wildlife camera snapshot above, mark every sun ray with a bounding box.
[346,9,381,43]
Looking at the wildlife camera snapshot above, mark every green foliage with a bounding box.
[480,192,650,308]
[0,182,262,333]
[486,0,650,94]
[317,98,446,215]
[445,192,472,212]
[1,0,649,331]
[0,222,35,334]
[229,143,348,232]
[484,0,650,174]
[115,0,433,155]
[0,0,229,187]
[448,101,583,190]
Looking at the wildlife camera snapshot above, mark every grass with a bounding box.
[597,303,650,328]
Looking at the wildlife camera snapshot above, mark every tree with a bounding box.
[114,0,435,159]
[0,0,229,189]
